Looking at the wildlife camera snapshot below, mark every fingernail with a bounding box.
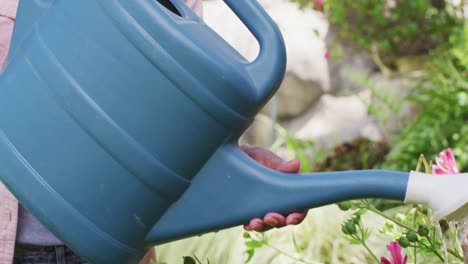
[288,217,299,225]
[287,160,299,165]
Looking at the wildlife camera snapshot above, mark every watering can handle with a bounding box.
[223,0,287,102]
[156,0,286,102]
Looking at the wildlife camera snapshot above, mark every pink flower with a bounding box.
[381,242,408,264]
[324,51,331,59]
[432,148,460,175]
[315,0,324,9]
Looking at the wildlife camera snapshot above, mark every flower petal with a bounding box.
[432,164,449,175]
[380,256,392,264]
[387,242,404,264]
[315,0,324,9]
[434,148,460,174]
[442,148,460,173]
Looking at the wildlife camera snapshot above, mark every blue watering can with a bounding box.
[1,0,467,263]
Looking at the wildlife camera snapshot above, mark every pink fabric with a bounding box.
[0,184,17,264]
[0,0,17,19]
[0,15,15,70]
[183,0,203,18]
[0,1,19,262]
[0,0,18,264]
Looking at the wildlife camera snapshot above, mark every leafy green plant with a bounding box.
[382,26,468,172]
[243,232,320,264]
[336,154,465,263]
[290,0,464,67]
[182,256,211,264]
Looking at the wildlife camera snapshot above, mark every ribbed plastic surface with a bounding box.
[0,0,286,262]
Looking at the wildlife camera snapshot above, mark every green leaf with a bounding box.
[245,240,264,249]
[244,249,255,264]
[193,256,203,264]
[354,208,368,216]
[350,239,362,245]
[183,256,197,264]
[313,29,320,37]
[292,232,303,253]
[337,201,352,211]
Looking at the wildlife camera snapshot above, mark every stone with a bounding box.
[285,91,386,148]
[264,73,323,119]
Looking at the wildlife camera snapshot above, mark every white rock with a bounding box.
[287,91,385,147]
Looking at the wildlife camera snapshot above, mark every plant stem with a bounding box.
[418,239,445,262]
[426,235,445,263]
[446,249,464,261]
[413,208,418,264]
[361,241,380,264]
[262,241,318,264]
[371,43,392,77]
[432,248,445,262]
[366,206,418,232]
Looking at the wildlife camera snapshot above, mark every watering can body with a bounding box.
[0,0,285,262]
[0,0,466,263]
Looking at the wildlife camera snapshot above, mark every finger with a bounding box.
[263,212,286,228]
[138,247,156,264]
[240,144,282,168]
[276,159,300,173]
[240,144,300,172]
[244,218,264,232]
[285,212,307,225]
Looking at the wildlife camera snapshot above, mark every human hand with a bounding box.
[138,247,156,264]
[240,144,307,232]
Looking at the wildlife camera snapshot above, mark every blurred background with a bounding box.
[157,0,467,263]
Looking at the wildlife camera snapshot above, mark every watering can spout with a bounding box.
[144,144,411,245]
[405,171,468,220]
[145,145,468,245]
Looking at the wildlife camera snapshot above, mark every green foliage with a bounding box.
[382,26,468,172]
[243,231,328,264]
[284,135,316,173]
[290,0,464,61]
[183,256,197,264]
[336,198,464,263]
[182,256,210,264]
